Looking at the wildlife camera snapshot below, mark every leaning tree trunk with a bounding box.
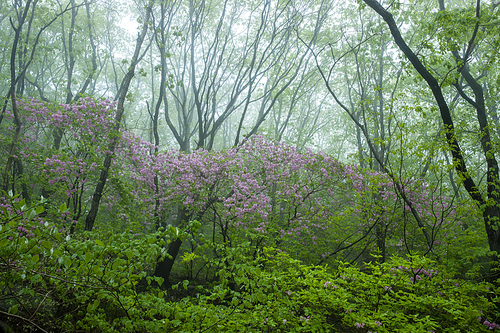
[363,0,500,279]
[84,4,153,231]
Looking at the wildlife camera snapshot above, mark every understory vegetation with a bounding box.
[1,195,499,332]
[0,97,499,332]
[0,194,498,332]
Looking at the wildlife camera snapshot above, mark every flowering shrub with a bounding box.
[1,97,488,282]
[1,97,159,234]
[140,135,481,274]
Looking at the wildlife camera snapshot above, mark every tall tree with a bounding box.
[362,0,500,277]
[84,1,153,231]
[310,1,447,260]
[151,0,332,152]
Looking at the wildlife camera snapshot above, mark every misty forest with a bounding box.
[1,0,500,331]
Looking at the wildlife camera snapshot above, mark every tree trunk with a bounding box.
[153,206,189,287]
[84,3,153,231]
[2,0,33,194]
[363,0,500,279]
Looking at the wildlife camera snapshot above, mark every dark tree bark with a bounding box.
[363,0,500,272]
[153,208,189,287]
[84,3,153,231]
[2,0,34,194]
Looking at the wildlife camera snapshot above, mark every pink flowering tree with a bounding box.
[0,97,159,234]
[0,97,483,285]
[144,136,479,283]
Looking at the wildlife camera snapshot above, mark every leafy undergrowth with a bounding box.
[1,194,499,332]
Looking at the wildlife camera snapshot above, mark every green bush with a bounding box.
[1,193,499,332]
[201,244,499,332]
[0,193,168,332]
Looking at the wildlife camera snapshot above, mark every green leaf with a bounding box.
[42,240,52,250]
[0,239,8,247]
[32,255,39,263]
[93,265,102,276]
[84,253,92,264]
[18,199,26,210]
[22,287,35,296]
[125,250,134,259]
[35,205,45,215]
[26,209,36,220]
[63,257,72,268]
[155,277,164,286]
[95,239,105,247]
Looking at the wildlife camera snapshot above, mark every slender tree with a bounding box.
[362,0,500,277]
[84,1,153,231]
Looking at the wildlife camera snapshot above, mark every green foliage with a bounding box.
[2,0,500,329]
[0,194,169,332]
[206,244,498,332]
[1,196,499,332]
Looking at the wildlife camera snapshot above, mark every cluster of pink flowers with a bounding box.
[323,281,338,289]
[2,97,478,255]
[15,97,116,144]
[479,318,500,330]
[300,315,310,323]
